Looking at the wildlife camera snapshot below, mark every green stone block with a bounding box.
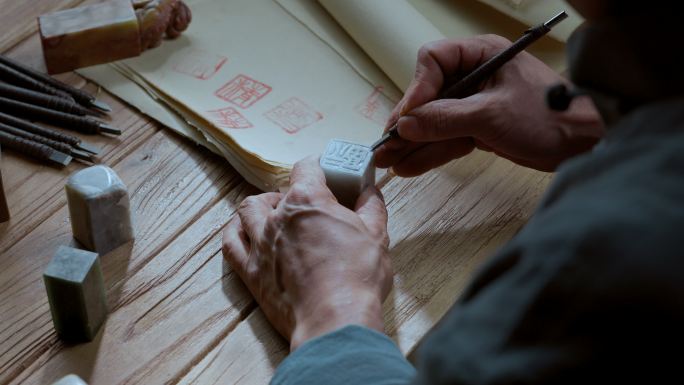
[44,246,107,343]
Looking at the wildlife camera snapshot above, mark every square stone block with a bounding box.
[52,374,88,385]
[39,0,141,74]
[44,246,107,343]
[65,165,134,254]
[320,139,375,208]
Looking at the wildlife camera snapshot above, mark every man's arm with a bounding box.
[375,35,603,174]
[273,326,415,385]
[222,35,604,385]
[412,108,684,384]
[222,158,414,384]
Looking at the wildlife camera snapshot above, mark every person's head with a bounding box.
[566,1,657,21]
[564,0,681,122]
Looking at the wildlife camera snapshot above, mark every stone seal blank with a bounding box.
[65,165,134,254]
[320,139,375,209]
[52,374,88,385]
[44,246,107,343]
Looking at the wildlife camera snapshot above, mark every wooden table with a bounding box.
[0,1,552,384]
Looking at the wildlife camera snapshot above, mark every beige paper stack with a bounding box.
[80,0,579,191]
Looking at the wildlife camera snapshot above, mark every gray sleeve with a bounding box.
[271,325,416,385]
[411,126,684,384]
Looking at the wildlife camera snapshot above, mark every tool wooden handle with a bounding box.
[0,54,94,105]
[439,26,549,99]
[0,82,90,116]
[0,122,73,154]
[0,62,74,101]
[0,111,81,147]
[0,129,56,160]
[0,97,100,134]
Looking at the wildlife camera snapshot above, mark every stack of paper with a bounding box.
[80,0,579,191]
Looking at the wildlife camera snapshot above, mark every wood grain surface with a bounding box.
[0,1,552,384]
[0,147,9,223]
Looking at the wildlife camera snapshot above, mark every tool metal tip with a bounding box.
[90,99,112,113]
[85,108,107,118]
[370,125,399,151]
[545,11,569,29]
[99,123,122,135]
[71,149,94,162]
[75,141,100,155]
[49,150,73,166]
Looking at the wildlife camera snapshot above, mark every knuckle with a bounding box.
[222,240,244,265]
[418,40,445,60]
[482,34,511,48]
[221,240,233,258]
[238,195,257,211]
[416,45,432,63]
[423,101,450,138]
[263,212,280,239]
[286,184,314,205]
[435,104,450,131]
[286,182,333,206]
[415,42,440,73]
[381,232,391,248]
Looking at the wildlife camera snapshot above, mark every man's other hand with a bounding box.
[375,35,604,176]
[222,156,393,350]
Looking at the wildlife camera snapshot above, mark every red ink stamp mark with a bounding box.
[172,49,228,80]
[355,86,393,126]
[214,74,272,109]
[207,107,253,129]
[264,97,323,134]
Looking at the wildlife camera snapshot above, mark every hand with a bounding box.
[222,156,393,350]
[375,35,604,176]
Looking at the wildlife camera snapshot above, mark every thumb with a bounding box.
[397,96,490,142]
[355,186,388,241]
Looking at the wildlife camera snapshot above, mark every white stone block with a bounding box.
[52,374,88,385]
[320,139,375,208]
[65,165,134,254]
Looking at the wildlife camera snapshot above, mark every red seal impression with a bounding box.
[355,86,393,126]
[214,74,272,109]
[207,107,253,129]
[172,49,228,80]
[264,97,323,134]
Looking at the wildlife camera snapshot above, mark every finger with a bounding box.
[354,186,388,240]
[380,47,445,133]
[288,155,335,203]
[375,95,489,169]
[222,215,250,278]
[290,155,327,189]
[381,136,412,151]
[383,36,509,142]
[373,132,417,166]
[401,36,511,115]
[384,98,403,134]
[392,138,476,177]
[238,192,282,243]
[397,95,494,143]
[374,139,424,169]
